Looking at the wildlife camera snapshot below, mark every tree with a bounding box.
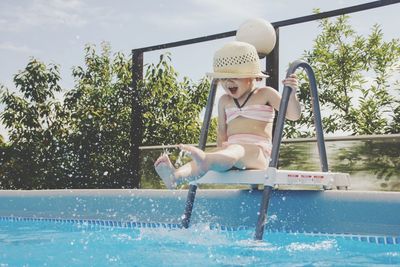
[0,59,68,189]
[281,15,400,190]
[65,44,215,188]
[141,53,214,146]
[285,15,400,137]
[139,53,216,187]
[0,43,215,189]
[62,43,133,188]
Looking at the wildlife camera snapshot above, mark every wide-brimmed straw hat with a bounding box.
[206,41,268,79]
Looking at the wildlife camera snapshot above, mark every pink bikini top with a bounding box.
[225,105,275,123]
[225,89,275,123]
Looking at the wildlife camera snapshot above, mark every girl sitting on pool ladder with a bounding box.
[154,41,301,189]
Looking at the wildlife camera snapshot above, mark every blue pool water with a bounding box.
[1,189,400,266]
[1,219,399,266]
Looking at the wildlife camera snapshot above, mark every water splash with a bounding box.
[137,223,233,246]
[285,240,337,252]
[175,149,185,168]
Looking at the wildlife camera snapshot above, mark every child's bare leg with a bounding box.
[180,144,244,172]
[154,145,227,188]
[155,144,265,189]
[154,146,208,189]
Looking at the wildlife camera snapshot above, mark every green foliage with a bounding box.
[62,43,133,188]
[0,43,214,189]
[139,53,215,188]
[141,53,212,145]
[0,59,68,189]
[285,15,400,137]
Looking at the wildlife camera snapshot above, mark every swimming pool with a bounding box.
[1,189,399,266]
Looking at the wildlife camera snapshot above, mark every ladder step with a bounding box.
[191,170,265,185]
[191,168,350,190]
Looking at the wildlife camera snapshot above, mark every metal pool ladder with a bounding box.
[180,60,350,241]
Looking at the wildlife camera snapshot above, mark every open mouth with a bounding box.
[228,87,238,95]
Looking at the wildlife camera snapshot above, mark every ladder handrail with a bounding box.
[255,60,328,240]
[198,80,219,151]
[271,60,328,171]
[181,80,218,228]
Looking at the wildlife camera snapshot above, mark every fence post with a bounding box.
[130,50,144,188]
[266,27,280,137]
[265,27,280,90]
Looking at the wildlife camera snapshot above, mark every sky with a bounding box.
[1,0,399,140]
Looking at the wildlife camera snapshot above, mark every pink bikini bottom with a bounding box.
[222,134,272,157]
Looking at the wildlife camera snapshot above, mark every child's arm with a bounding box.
[263,74,301,121]
[216,94,229,147]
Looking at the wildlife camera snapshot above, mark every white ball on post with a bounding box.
[235,18,276,58]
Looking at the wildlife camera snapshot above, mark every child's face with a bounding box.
[220,78,253,99]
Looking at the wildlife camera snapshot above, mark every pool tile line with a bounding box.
[0,215,184,230]
[1,215,399,245]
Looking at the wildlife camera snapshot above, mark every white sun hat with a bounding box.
[206,41,268,79]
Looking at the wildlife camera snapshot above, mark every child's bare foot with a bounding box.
[179,144,208,177]
[154,154,177,189]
